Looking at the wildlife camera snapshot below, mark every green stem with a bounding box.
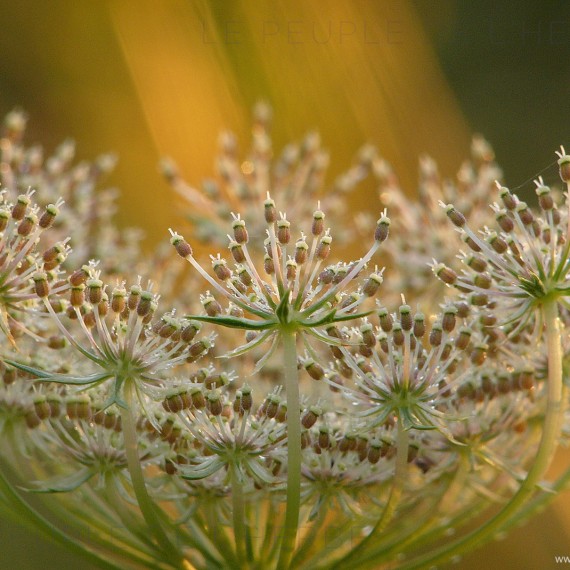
[204,501,241,568]
[120,382,183,567]
[276,330,302,570]
[399,299,565,569]
[258,499,280,568]
[232,464,248,567]
[291,499,329,567]
[331,420,409,569]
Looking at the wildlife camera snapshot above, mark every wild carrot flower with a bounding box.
[0,188,68,344]
[169,200,389,367]
[2,108,570,570]
[9,269,212,413]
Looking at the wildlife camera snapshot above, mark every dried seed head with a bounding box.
[516,202,534,226]
[461,233,482,252]
[304,359,325,381]
[286,259,297,280]
[12,194,31,220]
[360,322,376,347]
[170,231,193,258]
[264,254,275,275]
[277,217,291,244]
[399,304,412,331]
[201,292,222,317]
[557,147,570,182]
[312,208,325,236]
[429,322,443,347]
[229,240,245,263]
[392,323,404,346]
[374,211,391,242]
[378,307,393,332]
[466,254,487,273]
[212,257,231,281]
[433,263,457,285]
[362,271,383,297]
[535,183,554,211]
[137,291,154,317]
[495,210,514,232]
[443,204,466,227]
[69,265,91,287]
[455,326,472,350]
[39,203,60,229]
[232,216,248,244]
[86,278,104,305]
[33,271,49,298]
[487,232,508,254]
[127,284,141,310]
[264,195,277,223]
[111,285,127,314]
[413,312,425,338]
[240,384,253,412]
[499,186,517,210]
[70,284,86,307]
[18,213,37,236]
[181,320,201,343]
[316,233,332,260]
[470,343,488,366]
[294,238,309,264]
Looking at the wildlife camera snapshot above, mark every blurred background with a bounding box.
[1,0,570,568]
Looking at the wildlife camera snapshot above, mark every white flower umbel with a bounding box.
[170,197,389,569]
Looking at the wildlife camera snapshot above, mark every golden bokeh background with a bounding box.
[1,1,570,568]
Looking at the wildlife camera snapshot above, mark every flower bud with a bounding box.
[229,240,245,263]
[264,195,277,223]
[363,272,383,297]
[557,148,570,182]
[413,313,425,338]
[294,238,309,264]
[429,323,443,347]
[304,359,325,381]
[495,210,514,232]
[69,265,90,287]
[33,271,49,297]
[378,307,393,332]
[202,293,222,317]
[232,217,248,244]
[454,326,472,350]
[277,218,290,244]
[433,263,457,285]
[312,208,325,236]
[212,257,231,281]
[12,194,31,221]
[18,213,37,236]
[399,305,412,331]
[170,232,193,258]
[374,212,390,242]
[316,234,332,260]
[499,187,517,210]
[443,204,465,227]
[39,203,59,229]
[86,278,104,304]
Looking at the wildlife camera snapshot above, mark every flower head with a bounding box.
[170,199,389,368]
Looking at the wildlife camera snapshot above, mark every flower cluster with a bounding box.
[0,108,569,570]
